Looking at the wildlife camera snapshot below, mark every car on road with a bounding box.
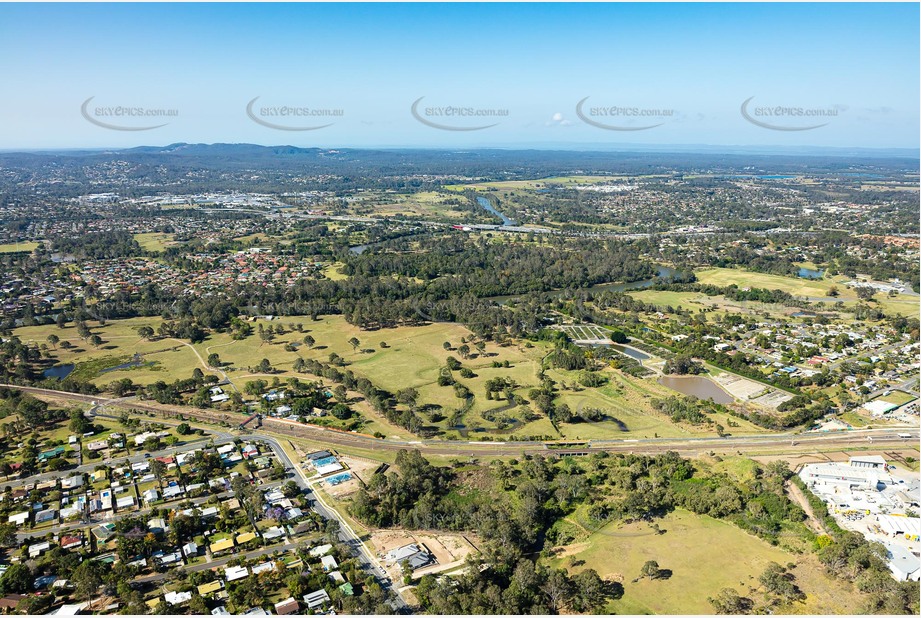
[144,453,151,458]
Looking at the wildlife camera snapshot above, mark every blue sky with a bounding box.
[0,2,917,150]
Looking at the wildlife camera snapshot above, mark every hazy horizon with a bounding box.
[1,2,918,150]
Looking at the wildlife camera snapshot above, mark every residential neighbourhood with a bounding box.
[0,412,390,615]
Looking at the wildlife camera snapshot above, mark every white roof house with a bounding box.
[29,541,51,557]
[182,541,199,557]
[61,475,84,489]
[262,526,285,541]
[384,543,422,564]
[8,511,29,526]
[321,555,338,571]
[315,462,344,476]
[157,551,182,565]
[251,561,274,575]
[163,485,184,499]
[303,589,330,609]
[308,544,333,557]
[224,565,250,582]
[164,591,192,605]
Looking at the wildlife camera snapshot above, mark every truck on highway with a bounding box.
[897,432,912,439]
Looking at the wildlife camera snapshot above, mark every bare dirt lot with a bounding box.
[369,529,479,579]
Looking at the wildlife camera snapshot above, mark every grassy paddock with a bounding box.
[133,232,176,253]
[16,314,765,440]
[694,266,920,317]
[552,508,865,615]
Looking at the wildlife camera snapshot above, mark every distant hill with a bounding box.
[121,143,327,157]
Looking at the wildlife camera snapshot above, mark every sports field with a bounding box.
[0,241,39,253]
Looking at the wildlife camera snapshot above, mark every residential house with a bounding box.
[164,591,192,605]
[61,475,84,490]
[274,598,299,615]
[224,565,249,582]
[197,581,224,597]
[320,555,338,572]
[303,589,330,610]
[210,538,235,555]
[7,512,29,526]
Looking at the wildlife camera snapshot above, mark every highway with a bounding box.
[4,384,919,459]
[1,383,916,612]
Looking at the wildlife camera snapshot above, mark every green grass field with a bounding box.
[695,267,843,298]
[552,508,865,615]
[133,232,176,253]
[629,289,797,322]
[16,317,212,386]
[16,314,768,441]
[695,267,919,318]
[321,262,349,280]
[877,390,918,407]
[0,241,39,253]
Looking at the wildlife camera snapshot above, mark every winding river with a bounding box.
[476,196,515,226]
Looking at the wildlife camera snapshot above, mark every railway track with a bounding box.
[4,384,918,458]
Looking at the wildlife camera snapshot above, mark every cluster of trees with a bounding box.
[351,450,621,614]
[662,355,704,375]
[651,396,711,425]
[51,230,143,259]
[295,356,427,435]
[142,370,220,405]
[0,387,65,429]
[0,335,43,383]
[350,449,915,614]
[415,558,617,614]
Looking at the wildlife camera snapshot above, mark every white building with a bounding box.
[849,455,888,469]
[224,565,249,582]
